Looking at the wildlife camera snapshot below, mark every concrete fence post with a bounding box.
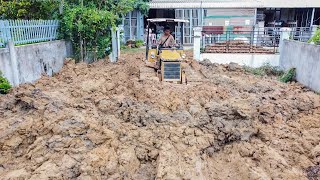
[8,40,20,86]
[193,27,202,61]
[279,27,292,54]
[109,26,122,63]
[117,25,123,59]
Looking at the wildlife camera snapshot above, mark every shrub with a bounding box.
[0,71,11,94]
[244,63,283,76]
[308,27,320,45]
[279,68,296,83]
[59,1,149,62]
[125,39,144,48]
[135,39,144,48]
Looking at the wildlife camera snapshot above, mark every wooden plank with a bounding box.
[47,20,50,41]
[21,20,25,44]
[49,20,53,40]
[48,21,54,41]
[26,20,31,44]
[31,20,34,43]
[10,20,15,44]
[45,20,49,41]
[39,20,43,42]
[18,20,22,44]
[16,20,19,44]
[52,20,55,40]
[32,20,35,43]
[42,20,45,41]
[54,20,58,39]
[32,20,36,43]
[35,20,39,42]
[24,20,28,44]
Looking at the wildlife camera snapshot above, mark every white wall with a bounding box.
[280,40,320,92]
[201,53,280,68]
[0,40,72,86]
[0,48,12,83]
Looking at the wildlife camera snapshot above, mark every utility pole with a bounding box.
[59,0,64,14]
[79,0,84,62]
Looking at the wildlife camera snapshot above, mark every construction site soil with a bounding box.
[0,51,320,180]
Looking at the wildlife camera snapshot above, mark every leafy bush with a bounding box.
[308,27,320,45]
[59,0,149,62]
[0,0,59,19]
[279,68,296,83]
[135,39,144,48]
[60,4,116,61]
[125,39,144,48]
[244,63,283,76]
[0,71,11,94]
[1,0,149,61]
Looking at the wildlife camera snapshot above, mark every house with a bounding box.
[123,0,320,44]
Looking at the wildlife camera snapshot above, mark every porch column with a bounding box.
[279,27,292,53]
[254,8,257,25]
[193,27,202,61]
[310,8,315,27]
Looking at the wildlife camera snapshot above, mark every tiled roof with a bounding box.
[149,0,320,8]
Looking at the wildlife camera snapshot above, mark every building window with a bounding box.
[175,9,202,44]
[123,10,143,41]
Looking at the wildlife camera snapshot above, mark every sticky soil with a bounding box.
[0,51,320,180]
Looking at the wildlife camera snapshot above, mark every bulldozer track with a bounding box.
[139,65,159,82]
[183,61,208,85]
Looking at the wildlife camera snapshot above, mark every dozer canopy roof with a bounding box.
[147,18,189,23]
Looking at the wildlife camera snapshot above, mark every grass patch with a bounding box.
[0,71,11,94]
[279,68,296,83]
[244,63,284,76]
[121,47,145,54]
[308,27,320,45]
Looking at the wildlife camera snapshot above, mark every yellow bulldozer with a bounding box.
[140,18,189,84]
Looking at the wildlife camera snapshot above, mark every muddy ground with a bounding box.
[0,50,320,180]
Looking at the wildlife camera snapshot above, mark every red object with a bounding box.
[202,26,224,35]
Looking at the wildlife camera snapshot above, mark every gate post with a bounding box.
[110,26,122,62]
[279,27,291,54]
[193,27,202,61]
[117,25,122,59]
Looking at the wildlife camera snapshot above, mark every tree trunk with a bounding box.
[80,33,84,62]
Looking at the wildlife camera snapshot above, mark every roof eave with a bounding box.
[149,1,320,9]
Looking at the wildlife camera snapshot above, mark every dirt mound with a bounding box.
[0,51,320,179]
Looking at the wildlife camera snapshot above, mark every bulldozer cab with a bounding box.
[145,18,189,83]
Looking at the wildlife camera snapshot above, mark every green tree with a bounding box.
[0,0,60,19]
[1,0,149,61]
[59,0,149,61]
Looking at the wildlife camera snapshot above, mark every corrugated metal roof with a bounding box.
[149,0,320,8]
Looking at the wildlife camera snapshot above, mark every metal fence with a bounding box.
[0,20,59,47]
[202,27,314,54]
